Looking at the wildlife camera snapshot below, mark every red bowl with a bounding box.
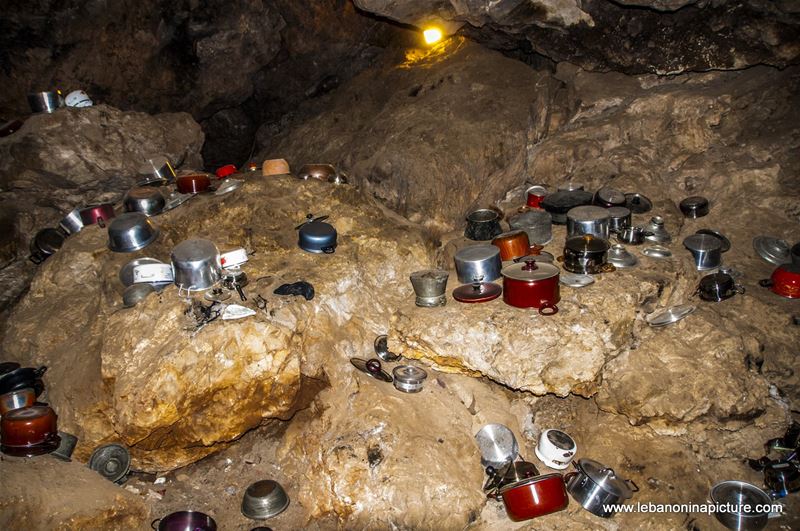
[80,203,116,226]
[769,264,800,299]
[500,473,569,521]
[1,405,58,447]
[176,174,211,194]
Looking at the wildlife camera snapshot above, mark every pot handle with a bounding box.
[539,304,558,316]
[97,217,106,228]
[29,253,44,265]
[759,279,773,288]
[322,246,336,254]
[599,263,616,273]
[626,479,640,493]
[150,518,161,530]
[35,366,48,378]
[735,284,746,295]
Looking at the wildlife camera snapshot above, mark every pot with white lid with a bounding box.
[565,458,638,518]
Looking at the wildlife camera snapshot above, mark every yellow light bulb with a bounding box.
[423,27,443,45]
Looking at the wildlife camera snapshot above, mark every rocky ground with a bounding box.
[1,32,799,531]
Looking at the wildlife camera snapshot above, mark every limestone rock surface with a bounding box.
[0,105,203,311]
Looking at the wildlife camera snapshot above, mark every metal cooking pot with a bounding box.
[683,234,722,271]
[454,245,502,283]
[409,269,449,307]
[525,185,547,208]
[1,405,60,457]
[566,206,610,239]
[171,239,221,293]
[492,231,540,261]
[484,459,540,496]
[541,190,593,225]
[123,187,166,216]
[58,208,84,235]
[0,366,46,396]
[563,235,612,274]
[696,272,744,302]
[498,473,569,522]
[644,216,671,243]
[29,228,65,264]
[508,209,552,245]
[475,424,519,469]
[710,480,777,531]
[297,163,336,181]
[80,204,116,227]
[607,207,631,233]
[138,155,176,185]
[28,91,63,113]
[107,213,160,253]
[464,209,503,241]
[565,458,638,518]
[501,260,560,315]
[759,263,800,299]
[616,226,652,245]
[679,195,710,218]
[176,173,211,194]
[593,187,626,208]
[296,215,337,254]
[152,511,217,531]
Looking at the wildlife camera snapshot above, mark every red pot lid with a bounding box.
[501,260,559,281]
[215,164,237,178]
[453,282,502,303]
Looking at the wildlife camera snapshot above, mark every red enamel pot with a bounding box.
[760,263,800,299]
[526,185,547,208]
[176,173,211,194]
[80,203,116,227]
[1,405,60,456]
[499,473,569,521]
[501,260,560,315]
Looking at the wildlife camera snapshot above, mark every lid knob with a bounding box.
[365,359,382,374]
[521,260,538,271]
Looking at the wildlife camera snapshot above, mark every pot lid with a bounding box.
[516,251,555,263]
[374,335,401,362]
[392,365,428,385]
[753,236,791,265]
[710,481,771,508]
[607,244,638,268]
[455,244,500,263]
[565,235,610,253]
[300,221,336,238]
[350,358,392,382]
[683,234,722,253]
[595,187,626,205]
[34,228,65,253]
[466,209,500,223]
[560,271,594,288]
[607,206,631,220]
[576,459,635,499]
[501,260,559,281]
[624,193,653,214]
[646,304,696,327]
[541,190,594,214]
[567,205,610,223]
[696,229,730,253]
[642,245,672,259]
[453,282,502,303]
[214,178,243,196]
[557,183,584,192]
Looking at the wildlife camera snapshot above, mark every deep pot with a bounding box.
[563,235,612,274]
[565,458,638,518]
[501,260,560,315]
[454,245,502,283]
[464,209,503,241]
[498,473,569,522]
[171,239,221,293]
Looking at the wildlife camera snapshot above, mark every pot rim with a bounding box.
[498,472,564,494]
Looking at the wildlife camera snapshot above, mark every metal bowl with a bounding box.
[154,511,217,531]
[123,187,166,216]
[88,443,131,483]
[107,213,160,253]
[297,164,336,181]
[710,480,772,531]
[241,480,290,520]
[58,208,84,235]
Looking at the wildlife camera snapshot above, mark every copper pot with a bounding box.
[492,231,542,261]
[176,173,211,194]
[1,405,60,456]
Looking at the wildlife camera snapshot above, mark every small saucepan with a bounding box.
[176,173,212,194]
[492,230,542,261]
[498,473,569,521]
[563,235,613,274]
[29,228,65,264]
[80,203,116,228]
[123,187,166,216]
[465,209,503,241]
[696,272,744,302]
[1,405,61,457]
[760,263,800,299]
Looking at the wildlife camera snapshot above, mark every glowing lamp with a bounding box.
[423,27,443,45]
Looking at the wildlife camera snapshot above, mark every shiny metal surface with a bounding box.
[123,187,166,216]
[508,209,552,245]
[107,213,160,253]
[710,481,772,531]
[122,283,156,308]
[566,458,637,518]
[683,234,722,270]
[298,220,337,253]
[646,304,696,327]
[475,424,519,469]
[409,269,449,307]
[566,206,610,239]
[58,208,84,235]
[454,245,502,283]
[607,206,631,233]
[171,239,221,291]
[119,257,163,287]
[241,480,290,520]
[28,91,63,113]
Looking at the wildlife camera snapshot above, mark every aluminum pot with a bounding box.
[176,173,211,194]
[679,195,710,218]
[567,206,610,239]
[138,155,176,184]
[454,245,502,283]
[123,187,166,216]
[683,234,722,271]
[464,209,503,241]
[28,91,63,113]
[409,269,449,307]
[58,208,84,235]
[501,260,560,315]
[759,263,800,299]
[563,235,612,274]
[107,213,160,253]
[80,203,116,227]
[616,226,652,245]
[492,230,540,261]
[498,474,569,522]
[607,207,631,233]
[710,480,776,531]
[565,458,638,518]
[696,272,744,302]
[29,228,65,264]
[152,511,217,531]
[171,239,221,293]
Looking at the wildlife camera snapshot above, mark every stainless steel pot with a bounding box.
[28,91,63,113]
[107,213,160,253]
[710,481,777,531]
[171,239,221,292]
[123,187,166,216]
[454,245,502,283]
[607,207,631,233]
[644,216,671,243]
[566,206,610,239]
[563,235,612,274]
[593,187,626,208]
[616,226,652,245]
[409,270,449,307]
[565,458,638,518]
[58,208,84,235]
[683,234,722,271]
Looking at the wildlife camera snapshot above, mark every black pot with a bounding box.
[29,228,65,264]
[696,272,743,302]
[563,235,612,274]
[296,215,337,254]
[679,196,710,218]
[541,190,594,225]
[464,209,503,241]
[0,366,47,396]
[593,187,626,208]
[791,242,800,265]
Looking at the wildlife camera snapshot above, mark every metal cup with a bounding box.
[409,270,449,307]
